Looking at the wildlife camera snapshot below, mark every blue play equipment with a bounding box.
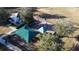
[8,13,24,27]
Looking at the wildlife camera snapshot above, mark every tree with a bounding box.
[0,7,33,24]
[0,8,9,23]
[18,7,33,24]
[36,19,76,51]
[54,19,76,37]
[36,32,64,51]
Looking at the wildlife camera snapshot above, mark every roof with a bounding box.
[8,13,23,26]
[14,25,38,42]
[14,26,28,42]
[10,13,18,18]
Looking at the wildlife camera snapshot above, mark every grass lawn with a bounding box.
[33,7,79,50]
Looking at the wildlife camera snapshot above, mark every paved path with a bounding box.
[0,37,21,51]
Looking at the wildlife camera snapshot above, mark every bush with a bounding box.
[54,19,76,37]
[36,19,76,51]
[37,33,53,51]
[36,33,64,51]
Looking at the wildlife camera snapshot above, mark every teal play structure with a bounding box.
[13,25,39,42]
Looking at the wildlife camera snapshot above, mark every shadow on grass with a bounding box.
[32,7,38,12]
[40,13,67,19]
[72,44,79,51]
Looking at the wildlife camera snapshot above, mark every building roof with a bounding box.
[14,25,38,42]
[8,13,23,26]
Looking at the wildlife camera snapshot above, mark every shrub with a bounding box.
[36,33,64,51]
[54,19,76,37]
[36,19,76,51]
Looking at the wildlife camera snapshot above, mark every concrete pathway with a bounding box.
[0,37,21,51]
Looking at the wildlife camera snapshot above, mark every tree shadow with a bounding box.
[40,13,67,19]
[2,7,19,9]
[72,44,79,51]
[32,7,38,12]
